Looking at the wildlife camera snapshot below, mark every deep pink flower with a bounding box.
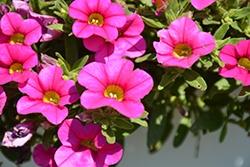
[0,86,6,115]
[153,17,215,68]
[219,40,250,86]
[54,119,123,167]
[17,65,79,125]
[0,12,42,45]
[83,14,146,62]
[78,59,153,118]
[33,144,57,167]
[69,0,126,41]
[0,44,38,84]
[191,0,216,10]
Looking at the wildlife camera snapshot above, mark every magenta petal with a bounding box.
[123,14,144,36]
[1,12,23,35]
[58,80,79,106]
[80,91,107,109]
[219,66,240,78]
[102,25,119,41]
[192,32,215,56]
[219,44,237,65]
[33,144,57,167]
[120,36,146,58]
[0,44,13,65]
[83,35,106,52]
[191,0,216,10]
[235,40,250,58]
[20,19,42,45]
[68,0,89,21]
[98,143,123,165]
[0,86,6,115]
[17,96,45,115]
[54,146,95,167]
[72,22,93,38]
[104,4,126,28]
[0,67,11,85]
[95,42,115,62]
[111,100,145,118]
[41,105,68,125]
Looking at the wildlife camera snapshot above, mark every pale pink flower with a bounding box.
[33,144,57,167]
[54,119,123,167]
[78,59,153,118]
[17,66,79,125]
[0,44,38,84]
[0,86,6,115]
[219,40,250,86]
[69,0,126,41]
[153,17,215,68]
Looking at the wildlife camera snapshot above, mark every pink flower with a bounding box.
[0,12,42,45]
[191,0,216,10]
[153,17,215,68]
[69,0,126,41]
[78,59,153,118]
[0,44,38,84]
[17,65,79,125]
[54,119,123,167]
[219,40,250,86]
[33,144,57,167]
[83,14,146,62]
[0,86,6,115]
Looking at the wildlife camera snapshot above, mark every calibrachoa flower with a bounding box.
[0,86,6,115]
[1,122,34,147]
[33,144,57,167]
[54,119,123,167]
[83,14,146,62]
[153,17,215,68]
[152,0,168,15]
[0,44,38,84]
[69,0,126,41]
[17,65,79,125]
[78,59,153,118]
[219,40,250,86]
[191,0,216,10]
[0,12,42,45]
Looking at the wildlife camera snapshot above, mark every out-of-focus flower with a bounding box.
[83,13,146,62]
[78,59,153,118]
[54,119,123,167]
[1,122,34,147]
[152,0,168,15]
[13,0,62,42]
[69,0,126,41]
[0,3,9,18]
[0,12,42,45]
[17,66,79,125]
[191,0,216,10]
[33,144,57,167]
[153,17,215,68]
[219,40,250,86]
[0,44,38,84]
[0,86,6,115]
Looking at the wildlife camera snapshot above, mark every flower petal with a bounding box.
[191,0,216,10]
[1,12,23,35]
[0,86,7,115]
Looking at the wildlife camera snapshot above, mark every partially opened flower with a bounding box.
[191,0,216,10]
[78,59,153,118]
[17,65,79,125]
[83,14,146,62]
[33,144,57,167]
[69,0,126,41]
[0,12,42,45]
[153,17,215,68]
[54,119,123,167]
[219,40,250,86]
[0,44,38,84]
[0,86,6,115]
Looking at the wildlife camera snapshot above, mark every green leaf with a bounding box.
[158,68,182,90]
[47,23,64,32]
[183,69,207,91]
[214,23,230,40]
[112,117,134,130]
[202,18,220,25]
[142,16,165,29]
[219,124,227,143]
[230,21,242,32]
[102,127,116,144]
[131,118,148,127]
[135,53,155,63]
[173,124,189,148]
[71,55,89,73]
[140,0,153,6]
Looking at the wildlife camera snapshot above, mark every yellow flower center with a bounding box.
[173,44,192,58]
[43,91,60,105]
[238,57,250,70]
[88,13,104,26]
[9,63,23,74]
[80,140,98,152]
[9,33,25,44]
[104,85,124,101]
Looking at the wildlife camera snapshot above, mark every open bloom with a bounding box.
[55,119,123,167]
[17,66,79,125]
[191,0,216,10]
[153,17,215,68]
[219,40,250,86]
[0,12,42,45]
[83,14,146,62]
[0,86,6,115]
[0,44,38,84]
[33,144,57,167]
[69,0,126,41]
[78,59,153,118]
